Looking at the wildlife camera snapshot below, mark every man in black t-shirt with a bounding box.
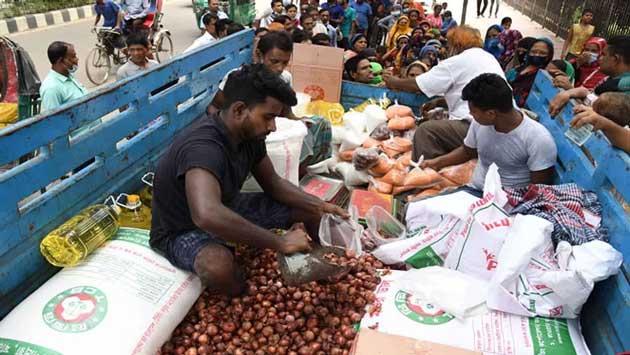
[150,64,348,296]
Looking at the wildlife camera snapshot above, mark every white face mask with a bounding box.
[65,60,79,74]
[392,11,401,16]
[587,52,599,65]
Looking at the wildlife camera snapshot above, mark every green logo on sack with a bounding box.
[42,286,108,333]
[394,291,454,325]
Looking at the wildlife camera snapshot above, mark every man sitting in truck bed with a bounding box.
[150,64,348,296]
[422,73,558,190]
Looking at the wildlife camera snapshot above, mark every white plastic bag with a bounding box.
[343,110,368,135]
[443,164,511,281]
[333,162,370,186]
[398,267,489,319]
[365,206,407,246]
[0,228,202,355]
[319,206,363,256]
[364,104,387,135]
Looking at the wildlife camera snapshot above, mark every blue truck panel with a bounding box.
[526,70,630,354]
[340,80,429,115]
[0,31,628,355]
[0,30,254,317]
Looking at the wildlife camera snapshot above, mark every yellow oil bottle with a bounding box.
[138,172,154,208]
[40,203,121,267]
[117,194,152,230]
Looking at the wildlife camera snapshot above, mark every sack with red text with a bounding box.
[443,164,512,281]
[0,228,202,355]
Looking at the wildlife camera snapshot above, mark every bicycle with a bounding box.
[85,27,127,85]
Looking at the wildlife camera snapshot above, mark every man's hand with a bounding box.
[548,91,570,117]
[320,202,350,219]
[382,67,394,83]
[571,105,610,131]
[421,157,442,170]
[279,228,312,254]
[551,74,573,90]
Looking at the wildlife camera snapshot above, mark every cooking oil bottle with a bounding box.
[138,172,154,208]
[117,193,152,229]
[40,201,121,267]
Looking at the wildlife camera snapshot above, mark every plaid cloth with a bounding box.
[505,183,608,245]
[300,115,333,166]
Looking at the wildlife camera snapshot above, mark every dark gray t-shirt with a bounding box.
[150,113,267,251]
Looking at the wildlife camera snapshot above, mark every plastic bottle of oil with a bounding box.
[138,172,154,208]
[117,194,152,229]
[40,202,121,267]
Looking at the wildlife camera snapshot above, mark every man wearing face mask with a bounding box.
[383,26,507,160]
[40,41,88,112]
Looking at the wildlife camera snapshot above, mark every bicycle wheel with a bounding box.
[85,47,111,85]
[154,32,174,63]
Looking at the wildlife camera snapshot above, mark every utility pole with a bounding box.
[461,0,468,25]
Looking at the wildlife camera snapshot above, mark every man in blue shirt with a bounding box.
[321,0,344,27]
[351,0,372,36]
[94,0,122,29]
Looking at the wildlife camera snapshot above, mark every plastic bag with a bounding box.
[369,122,392,141]
[368,176,393,194]
[380,168,406,186]
[366,206,407,245]
[338,150,355,162]
[339,127,368,152]
[319,206,363,256]
[439,160,477,185]
[343,110,368,135]
[306,100,345,125]
[403,166,442,188]
[334,162,370,186]
[424,107,449,121]
[368,154,395,176]
[364,104,388,135]
[352,147,380,171]
[385,103,413,120]
[381,137,413,159]
[387,116,416,131]
[362,137,382,149]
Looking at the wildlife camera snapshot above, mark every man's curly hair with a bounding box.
[223,64,297,108]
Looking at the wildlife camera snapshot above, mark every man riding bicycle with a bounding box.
[121,0,151,34]
[94,0,124,51]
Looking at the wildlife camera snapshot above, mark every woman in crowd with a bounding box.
[386,15,412,51]
[419,44,439,69]
[286,4,299,28]
[407,8,422,28]
[506,37,554,107]
[384,35,410,73]
[546,59,575,85]
[564,37,609,91]
[402,61,428,78]
[440,10,458,36]
[498,28,523,68]
[426,4,443,29]
[483,24,504,59]
[418,20,431,33]
[502,36,536,72]
[344,33,369,61]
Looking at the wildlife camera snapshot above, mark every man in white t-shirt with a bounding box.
[422,73,558,190]
[185,13,218,53]
[383,25,506,160]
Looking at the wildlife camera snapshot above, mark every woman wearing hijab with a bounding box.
[402,60,429,78]
[426,4,443,29]
[386,15,412,50]
[407,8,422,28]
[384,35,410,74]
[503,36,536,72]
[483,24,504,59]
[546,59,576,85]
[506,37,554,107]
[498,29,523,68]
[440,10,458,36]
[569,37,609,91]
[344,33,369,62]
[420,45,439,68]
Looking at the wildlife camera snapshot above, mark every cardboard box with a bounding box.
[351,329,482,355]
[287,44,344,102]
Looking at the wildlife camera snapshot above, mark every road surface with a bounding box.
[7,0,201,90]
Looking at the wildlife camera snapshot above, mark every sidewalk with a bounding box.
[443,0,565,57]
[0,5,95,36]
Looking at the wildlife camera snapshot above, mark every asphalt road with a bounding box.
[6,0,201,90]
